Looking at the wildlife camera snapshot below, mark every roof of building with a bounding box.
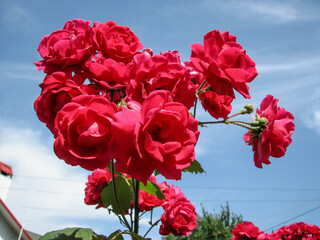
[0,161,13,176]
[0,198,33,240]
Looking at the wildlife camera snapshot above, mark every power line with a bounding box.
[13,175,320,192]
[263,205,320,232]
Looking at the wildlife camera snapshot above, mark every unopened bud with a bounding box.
[240,104,254,114]
[250,121,260,126]
[259,117,268,126]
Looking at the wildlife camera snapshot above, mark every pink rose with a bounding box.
[159,195,197,237]
[35,19,94,74]
[84,168,112,208]
[243,95,295,168]
[93,21,143,63]
[232,221,262,240]
[54,95,118,170]
[126,51,197,109]
[110,90,199,183]
[85,56,128,91]
[189,30,258,99]
[34,71,95,133]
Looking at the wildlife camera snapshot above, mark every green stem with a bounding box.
[193,98,198,118]
[111,159,132,231]
[196,79,207,98]
[198,120,253,130]
[225,112,242,120]
[143,219,161,238]
[133,180,140,237]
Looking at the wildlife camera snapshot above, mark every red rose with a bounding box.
[34,71,95,133]
[93,21,143,63]
[232,221,262,240]
[54,95,118,170]
[159,182,184,211]
[270,222,320,239]
[199,89,233,119]
[243,95,295,168]
[126,51,197,109]
[139,175,165,211]
[84,168,112,208]
[159,195,197,237]
[85,56,128,91]
[110,90,199,183]
[35,19,94,74]
[189,30,258,99]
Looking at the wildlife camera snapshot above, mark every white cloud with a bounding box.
[202,0,316,24]
[2,1,32,26]
[257,56,320,74]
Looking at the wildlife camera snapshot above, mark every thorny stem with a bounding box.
[111,159,132,231]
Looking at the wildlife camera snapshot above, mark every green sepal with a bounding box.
[39,228,97,240]
[182,159,206,174]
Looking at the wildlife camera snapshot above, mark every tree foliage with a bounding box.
[162,202,242,240]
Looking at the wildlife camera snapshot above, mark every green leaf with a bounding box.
[154,169,160,176]
[39,228,97,240]
[140,181,165,200]
[108,230,124,240]
[182,159,206,174]
[101,175,133,214]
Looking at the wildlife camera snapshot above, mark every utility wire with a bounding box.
[263,205,320,232]
[14,175,320,191]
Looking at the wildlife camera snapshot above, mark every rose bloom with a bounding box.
[54,95,118,170]
[110,90,200,184]
[34,19,94,74]
[159,181,184,211]
[84,168,112,208]
[243,95,295,168]
[139,175,165,211]
[232,221,262,240]
[189,29,258,99]
[270,222,320,239]
[126,51,197,109]
[85,56,128,91]
[159,195,197,237]
[34,71,96,133]
[93,20,143,63]
[199,89,233,119]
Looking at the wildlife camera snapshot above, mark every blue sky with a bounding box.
[0,0,320,239]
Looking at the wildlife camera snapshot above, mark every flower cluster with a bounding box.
[84,169,197,236]
[232,221,320,240]
[34,19,297,238]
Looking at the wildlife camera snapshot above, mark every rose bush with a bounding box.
[33,19,301,239]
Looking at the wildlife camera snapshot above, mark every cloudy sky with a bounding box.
[0,0,320,239]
